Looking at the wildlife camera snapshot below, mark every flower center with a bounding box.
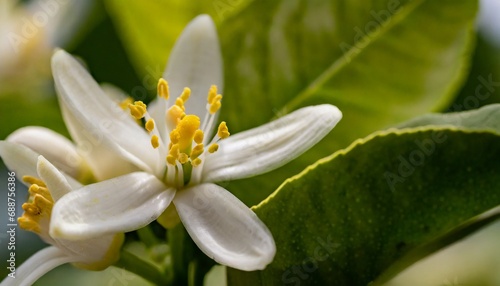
[125,79,230,187]
[18,176,53,236]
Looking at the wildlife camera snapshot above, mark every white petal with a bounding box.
[174,183,275,271]
[50,172,175,240]
[0,141,83,189]
[7,126,85,179]
[37,156,75,201]
[149,14,223,133]
[52,50,159,174]
[0,140,39,180]
[60,101,140,180]
[0,246,76,286]
[203,104,342,181]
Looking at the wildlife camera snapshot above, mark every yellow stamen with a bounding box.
[166,143,180,165]
[217,122,230,139]
[192,158,202,167]
[151,135,159,149]
[209,95,223,114]
[167,105,186,129]
[208,143,219,153]
[166,155,176,165]
[190,144,204,159]
[119,97,134,110]
[129,101,147,119]
[23,176,46,187]
[19,178,54,235]
[180,87,191,102]
[194,130,204,144]
[157,78,169,99]
[207,85,217,104]
[145,119,155,133]
[175,98,185,111]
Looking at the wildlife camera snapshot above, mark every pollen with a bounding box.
[145,119,155,133]
[217,122,230,139]
[157,78,169,99]
[128,101,147,119]
[151,135,160,149]
[208,143,219,153]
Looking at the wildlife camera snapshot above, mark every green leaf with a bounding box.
[398,103,500,132]
[372,205,500,285]
[227,128,500,285]
[221,0,478,205]
[0,94,68,140]
[103,0,249,81]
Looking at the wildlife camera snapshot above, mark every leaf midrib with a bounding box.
[280,0,426,113]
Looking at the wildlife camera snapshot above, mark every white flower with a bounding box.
[0,144,123,286]
[0,0,92,92]
[12,14,342,271]
[478,0,500,47]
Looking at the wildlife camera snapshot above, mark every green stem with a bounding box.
[188,256,215,286]
[168,224,195,285]
[136,225,159,248]
[115,250,170,285]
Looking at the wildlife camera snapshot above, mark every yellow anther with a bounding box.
[194,130,204,144]
[129,101,147,119]
[169,144,180,157]
[22,203,40,215]
[28,184,52,200]
[192,158,202,167]
[209,99,222,114]
[212,94,223,104]
[18,217,40,233]
[207,85,217,103]
[19,179,54,234]
[151,135,159,149]
[167,105,185,129]
[33,195,53,212]
[180,87,191,102]
[175,98,185,111]
[166,155,176,165]
[178,153,189,164]
[157,78,169,99]
[190,144,204,159]
[145,119,155,133]
[175,115,200,153]
[166,143,180,165]
[23,176,46,187]
[217,122,230,139]
[208,143,219,153]
[119,97,134,110]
